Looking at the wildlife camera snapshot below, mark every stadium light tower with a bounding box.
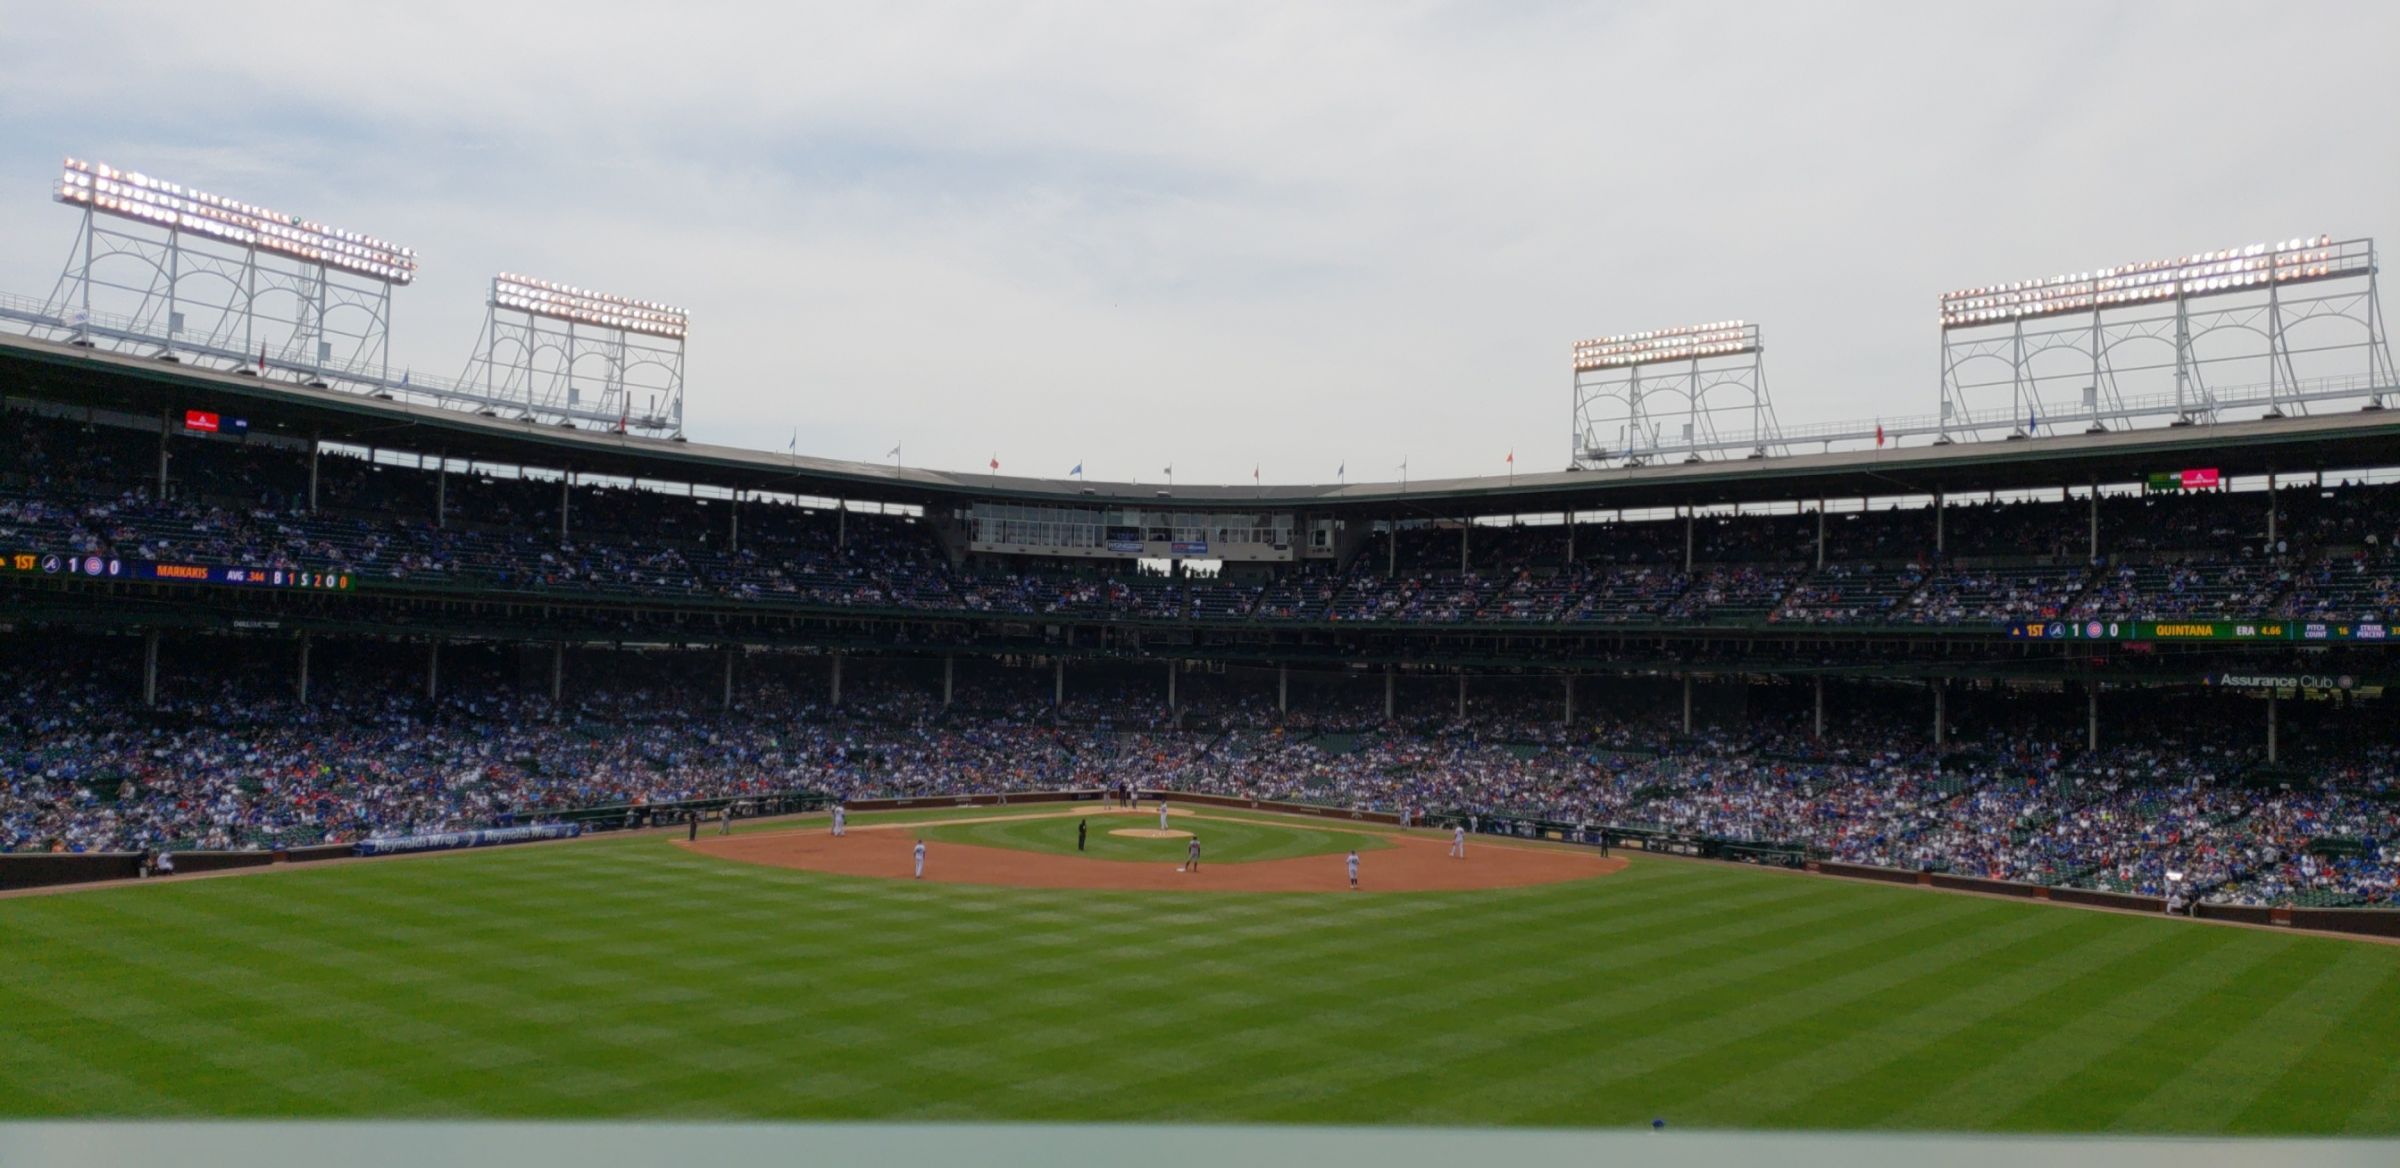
[459,273,687,435]
[22,158,417,386]
[1935,235,2395,443]
[1571,320,1780,467]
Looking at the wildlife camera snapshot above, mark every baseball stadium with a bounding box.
[7,122,2400,1168]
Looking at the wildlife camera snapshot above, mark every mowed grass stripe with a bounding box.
[2,833,2397,1131]
[1659,908,2147,1126]
[1754,912,2209,1129]
[2233,961,2400,1133]
[1423,899,2060,1126]
[1988,935,2324,1131]
[2116,941,2399,1132]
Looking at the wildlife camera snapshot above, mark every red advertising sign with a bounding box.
[2181,467,2220,490]
[183,409,220,433]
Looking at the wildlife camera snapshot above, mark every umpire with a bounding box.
[1077,818,1088,851]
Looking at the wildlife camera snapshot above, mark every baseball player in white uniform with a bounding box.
[1346,849,1360,890]
[913,839,926,879]
[1451,824,1466,858]
[832,804,846,837]
[1158,799,1170,831]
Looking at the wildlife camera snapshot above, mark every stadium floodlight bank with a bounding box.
[55,159,418,284]
[461,273,689,436]
[0,156,696,439]
[1936,235,2395,445]
[1571,320,1780,468]
[7,156,420,389]
[491,273,687,341]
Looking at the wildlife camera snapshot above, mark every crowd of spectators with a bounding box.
[6,409,2400,627]
[4,641,2396,911]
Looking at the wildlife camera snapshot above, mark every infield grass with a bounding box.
[3,808,2397,1133]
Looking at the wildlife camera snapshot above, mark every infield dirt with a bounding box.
[684,809,1626,893]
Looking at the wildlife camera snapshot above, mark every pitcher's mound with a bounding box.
[1111,828,1193,839]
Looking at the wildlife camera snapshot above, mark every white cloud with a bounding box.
[1,0,2394,485]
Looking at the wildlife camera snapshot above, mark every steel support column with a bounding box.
[142,630,159,708]
[2089,478,2100,560]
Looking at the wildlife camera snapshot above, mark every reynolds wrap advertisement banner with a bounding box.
[355,823,581,857]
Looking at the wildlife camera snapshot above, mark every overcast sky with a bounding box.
[2,1,2395,486]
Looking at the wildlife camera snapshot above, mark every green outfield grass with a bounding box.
[2,808,2398,1132]
[915,810,1391,863]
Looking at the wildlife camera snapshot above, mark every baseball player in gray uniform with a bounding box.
[1186,835,1201,871]
[1346,849,1360,890]
[913,839,926,879]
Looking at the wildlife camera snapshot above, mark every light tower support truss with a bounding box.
[1572,321,1780,467]
[457,273,687,435]
[15,158,415,389]
[1935,236,2393,443]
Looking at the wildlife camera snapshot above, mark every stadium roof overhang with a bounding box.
[10,331,2400,519]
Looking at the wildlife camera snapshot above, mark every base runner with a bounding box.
[1187,835,1201,871]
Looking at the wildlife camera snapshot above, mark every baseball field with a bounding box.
[3,803,2397,1133]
